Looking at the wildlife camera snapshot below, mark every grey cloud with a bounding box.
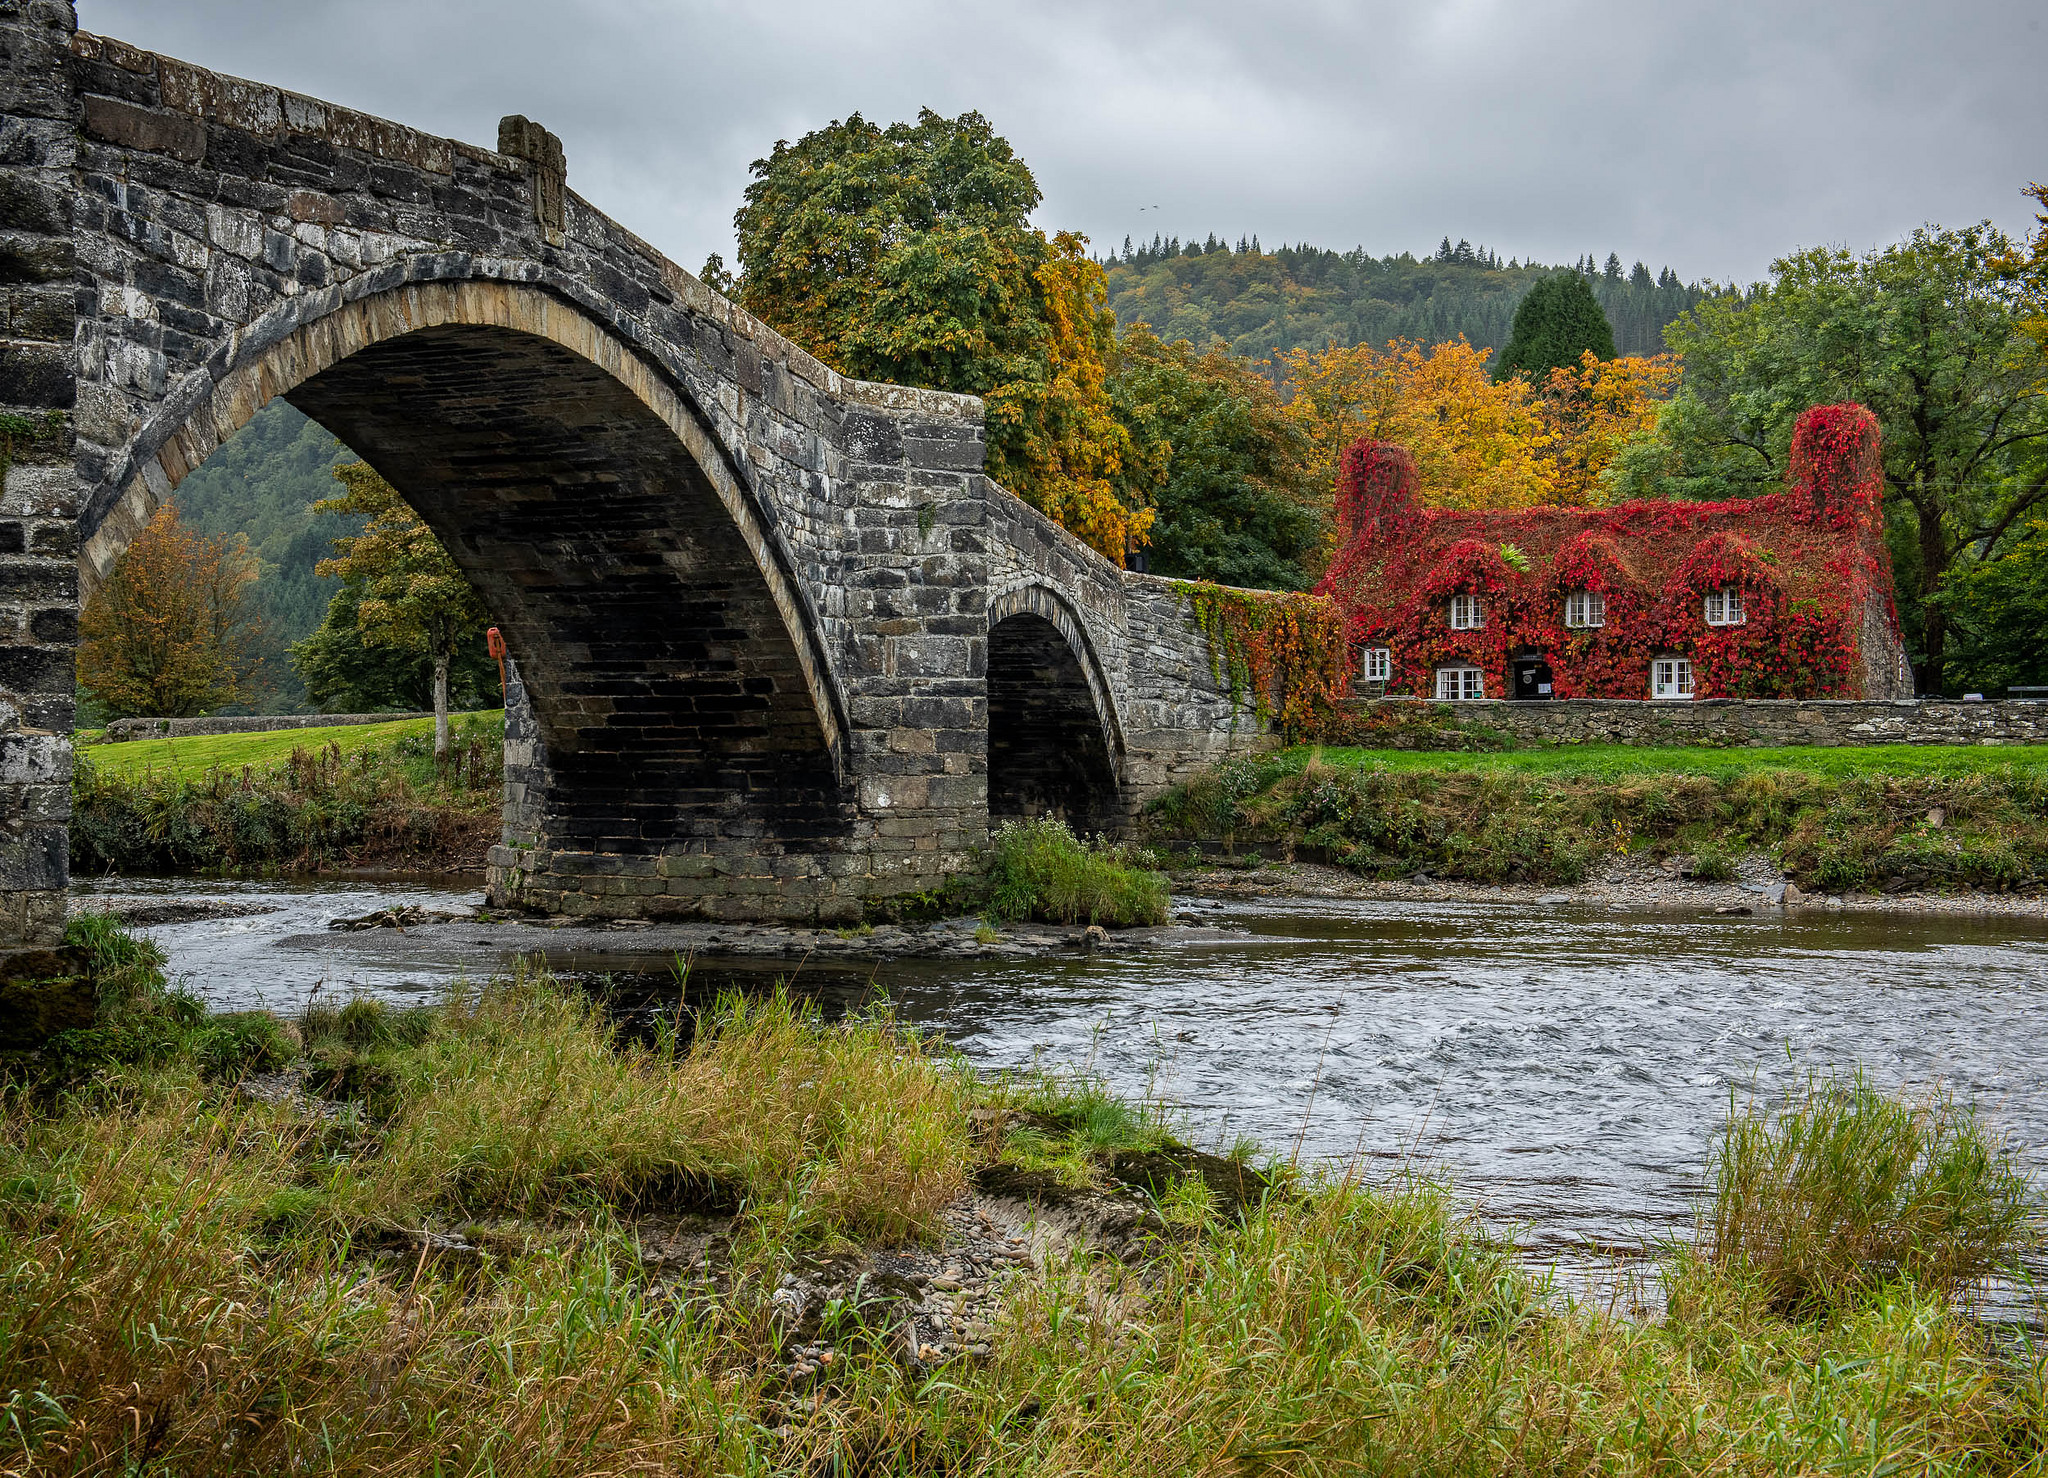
[83,0,2047,284]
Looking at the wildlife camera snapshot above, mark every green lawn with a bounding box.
[82,712,503,782]
[1288,741,2048,781]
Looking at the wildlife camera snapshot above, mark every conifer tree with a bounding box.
[1493,271,1618,383]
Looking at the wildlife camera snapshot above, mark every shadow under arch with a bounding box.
[77,279,853,886]
[985,583,1125,834]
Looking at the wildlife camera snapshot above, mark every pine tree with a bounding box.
[1604,251,1623,280]
[1493,271,1618,383]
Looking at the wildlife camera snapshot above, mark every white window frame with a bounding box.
[1563,589,1606,629]
[1651,656,1694,700]
[1435,665,1486,701]
[1449,592,1485,630]
[1359,646,1391,683]
[1703,586,1746,626]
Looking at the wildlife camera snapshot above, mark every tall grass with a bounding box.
[6,954,2046,1476]
[1708,1070,2036,1314]
[978,817,1170,927]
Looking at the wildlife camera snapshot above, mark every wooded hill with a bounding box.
[1103,236,1706,362]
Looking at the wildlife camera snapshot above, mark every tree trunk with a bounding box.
[432,654,450,760]
[1914,498,1948,697]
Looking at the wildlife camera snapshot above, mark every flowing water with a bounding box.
[73,876,2048,1274]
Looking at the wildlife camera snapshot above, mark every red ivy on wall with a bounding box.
[1316,404,1902,701]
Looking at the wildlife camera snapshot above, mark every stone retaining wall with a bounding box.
[99,710,454,741]
[1347,696,2048,748]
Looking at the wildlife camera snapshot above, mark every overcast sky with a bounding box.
[85,0,2046,286]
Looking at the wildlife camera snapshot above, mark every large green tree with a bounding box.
[1644,225,2048,692]
[298,463,490,756]
[1933,515,2048,695]
[732,110,1149,562]
[1109,325,1321,589]
[1492,271,1617,383]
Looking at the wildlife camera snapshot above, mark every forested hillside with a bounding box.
[1102,236,1705,362]
[171,400,357,710]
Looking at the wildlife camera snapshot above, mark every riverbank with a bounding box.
[71,713,504,876]
[1146,743,2048,906]
[6,927,2042,1476]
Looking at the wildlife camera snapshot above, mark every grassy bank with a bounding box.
[71,712,503,876]
[3,925,2043,1475]
[1147,745,2048,892]
[82,712,502,782]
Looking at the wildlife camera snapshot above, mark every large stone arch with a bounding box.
[985,582,1125,832]
[75,277,857,914]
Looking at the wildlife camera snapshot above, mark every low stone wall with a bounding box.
[1345,697,2048,748]
[99,711,452,743]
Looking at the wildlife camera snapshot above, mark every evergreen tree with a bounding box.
[1493,271,1618,383]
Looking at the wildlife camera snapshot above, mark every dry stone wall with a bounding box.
[1350,697,2048,748]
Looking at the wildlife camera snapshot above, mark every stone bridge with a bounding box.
[0,4,1265,944]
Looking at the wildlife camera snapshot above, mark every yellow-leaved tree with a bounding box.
[1537,350,1683,505]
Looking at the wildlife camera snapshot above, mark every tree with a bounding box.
[1934,514,2048,695]
[291,580,498,716]
[1108,325,1320,589]
[1649,225,2048,692]
[1537,350,1682,505]
[732,109,1149,562]
[308,462,489,757]
[78,502,264,718]
[1494,271,1618,383]
[1279,338,1555,516]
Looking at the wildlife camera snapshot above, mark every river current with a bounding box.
[73,876,2048,1267]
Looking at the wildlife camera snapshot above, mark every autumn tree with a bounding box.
[732,109,1148,562]
[78,502,264,718]
[308,462,489,757]
[1494,271,1617,383]
[1537,350,1682,504]
[1280,338,1555,518]
[1109,324,1320,588]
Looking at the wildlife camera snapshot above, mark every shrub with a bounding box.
[1707,1070,2036,1314]
[977,817,1170,927]
[1689,848,1738,882]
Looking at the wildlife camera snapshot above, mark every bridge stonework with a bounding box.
[0,5,1265,942]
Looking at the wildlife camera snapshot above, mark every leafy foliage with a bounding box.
[734,109,1149,561]
[303,462,490,752]
[1177,581,1353,736]
[974,817,1169,927]
[1107,325,1320,587]
[77,503,265,719]
[291,580,497,715]
[1493,270,1617,383]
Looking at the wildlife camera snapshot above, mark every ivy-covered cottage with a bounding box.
[1316,404,1915,702]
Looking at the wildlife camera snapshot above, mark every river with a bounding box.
[72,876,2048,1276]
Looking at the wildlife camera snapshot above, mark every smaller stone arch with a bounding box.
[985,583,1126,833]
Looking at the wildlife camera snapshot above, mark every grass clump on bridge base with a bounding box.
[5,921,2045,1475]
[976,816,1170,927]
[1147,744,2048,892]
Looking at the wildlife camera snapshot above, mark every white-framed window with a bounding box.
[1704,586,1746,626]
[1563,589,1606,628]
[1651,656,1694,700]
[1435,665,1486,701]
[1359,646,1391,683]
[1449,592,1485,630]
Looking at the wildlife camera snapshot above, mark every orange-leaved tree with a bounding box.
[1279,338,1555,519]
[78,501,264,719]
[1537,350,1683,505]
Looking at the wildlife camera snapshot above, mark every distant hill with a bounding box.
[1102,236,1706,363]
[172,399,358,712]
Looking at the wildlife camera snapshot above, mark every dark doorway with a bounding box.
[1510,655,1555,701]
[987,613,1121,832]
